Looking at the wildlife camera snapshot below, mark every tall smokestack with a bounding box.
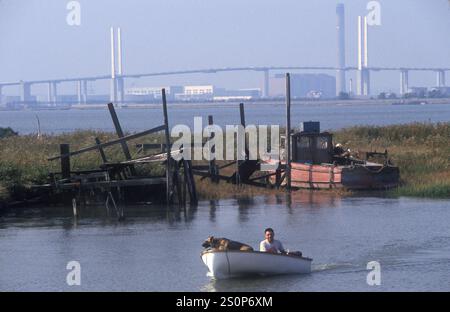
[110,27,116,79]
[357,16,363,96]
[117,27,123,76]
[110,27,117,103]
[117,27,125,104]
[364,16,369,68]
[363,16,370,95]
[336,3,346,95]
[357,16,363,71]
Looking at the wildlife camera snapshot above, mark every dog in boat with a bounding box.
[202,236,254,252]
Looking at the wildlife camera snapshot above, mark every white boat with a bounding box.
[201,250,312,279]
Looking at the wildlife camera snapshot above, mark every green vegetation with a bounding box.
[0,130,166,201]
[1,122,449,203]
[334,122,450,198]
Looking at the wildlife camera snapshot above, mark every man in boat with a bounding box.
[333,143,352,161]
[260,228,287,254]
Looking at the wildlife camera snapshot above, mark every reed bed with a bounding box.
[1,122,449,202]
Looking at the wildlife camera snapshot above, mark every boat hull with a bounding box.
[201,250,312,279]
[267,161,399,190]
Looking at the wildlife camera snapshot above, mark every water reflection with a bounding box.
[1,191,392,230]
[209,200,218,222]
[201,273,312,292]
[260,191,343,209]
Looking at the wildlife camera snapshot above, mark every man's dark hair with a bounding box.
[264,228,274,234]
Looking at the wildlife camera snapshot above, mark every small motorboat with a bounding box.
[201,250,312,279]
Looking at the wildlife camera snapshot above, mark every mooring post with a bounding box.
[162,89,172,205]
[286,73,292,191]
[207,115,217,183]
[236,103,247,185]
[239,103,246,128]
[60,144,71,180]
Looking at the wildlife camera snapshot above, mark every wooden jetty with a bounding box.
[44,89,197,219]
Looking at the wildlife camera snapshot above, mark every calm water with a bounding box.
[1,193,449,291]
[1,102,450,134]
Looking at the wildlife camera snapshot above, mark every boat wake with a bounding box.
[312,262,356,273]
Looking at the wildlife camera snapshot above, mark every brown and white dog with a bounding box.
[202,236,254,251]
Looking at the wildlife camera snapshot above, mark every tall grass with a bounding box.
[0,130,165,201]
[333,122,450,198]
[1,122,449,202]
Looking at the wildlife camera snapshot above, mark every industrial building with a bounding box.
[269,74,336,99]
[125,85,261,102]
[126,86,183,101]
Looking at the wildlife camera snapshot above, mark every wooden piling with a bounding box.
[60,144,71,180]
[286,73,292,191]
[183,159,198,205]
[162,89,172,205]
[208,115,218,183]
[239,103,246,128]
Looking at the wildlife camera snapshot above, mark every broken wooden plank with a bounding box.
[48,125,165,161]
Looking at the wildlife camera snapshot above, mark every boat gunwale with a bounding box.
[200,249,313,262]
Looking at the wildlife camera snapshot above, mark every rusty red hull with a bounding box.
[269,162,400,190]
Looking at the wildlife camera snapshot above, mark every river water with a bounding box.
[1,102,450,291]
[1,102,450,134]
[1,193,449,292]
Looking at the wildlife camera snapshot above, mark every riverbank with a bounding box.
[1,122,449,208]
[1,97,449,112]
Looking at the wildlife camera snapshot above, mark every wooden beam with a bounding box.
[108,103,132,161]
[48,125,165,161]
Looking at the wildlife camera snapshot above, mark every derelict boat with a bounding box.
[266,122,400,190]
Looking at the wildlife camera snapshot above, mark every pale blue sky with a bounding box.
[1,0,449,94]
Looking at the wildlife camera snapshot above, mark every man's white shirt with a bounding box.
[260,239,285,253]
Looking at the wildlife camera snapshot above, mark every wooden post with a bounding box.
[108,103,133,161]
[286,73,292,191]
[236,103,247,185]
[95,137,108,164]
[182,161,187,207]
[60,144,71,180]
[239,103,246,128]
[162,89,172,205]
[108,103,136,177]
[208,115,217,183]
[183,159,198,205]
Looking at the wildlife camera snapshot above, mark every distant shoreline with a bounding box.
[1,97,449,111]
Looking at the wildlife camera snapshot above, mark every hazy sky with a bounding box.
[1,0,450,94]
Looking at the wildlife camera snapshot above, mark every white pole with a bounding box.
[117,27,123,76]
[358,16,363,71]
[364,16,369,68]
[110,27,116,79]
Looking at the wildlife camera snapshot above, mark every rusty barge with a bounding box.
[265,121,400,190]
